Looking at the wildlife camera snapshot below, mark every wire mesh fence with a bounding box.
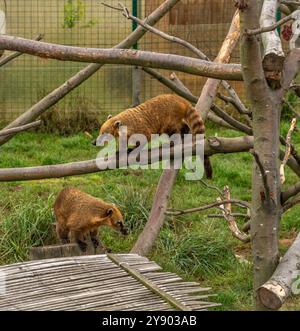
[0,0,240,125]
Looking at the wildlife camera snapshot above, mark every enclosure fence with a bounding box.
[0,0,240,124]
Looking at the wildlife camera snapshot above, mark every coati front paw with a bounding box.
[77,240,88,252]
[104,247,112,253]
[91,237,100,249]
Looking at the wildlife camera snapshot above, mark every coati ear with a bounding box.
[107,114,112,120]
[106,208,113,216]
[114,120,122,129]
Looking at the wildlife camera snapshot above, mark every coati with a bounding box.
[54,187,128,252]
[96,94,212,179]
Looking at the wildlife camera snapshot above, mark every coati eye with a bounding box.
[117,221,123,226]
[114,120,122,129]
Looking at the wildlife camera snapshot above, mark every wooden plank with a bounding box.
[108,253,191,311]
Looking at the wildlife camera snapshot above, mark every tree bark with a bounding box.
[0,35,242,81]
[196,10,241,121]
[0,0,181,146]
[258,232,300,310]
[239,0,281,309]
[131,166,179,256]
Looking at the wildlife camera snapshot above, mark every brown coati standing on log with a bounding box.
[54,187,128,252]
[95,94,212,179]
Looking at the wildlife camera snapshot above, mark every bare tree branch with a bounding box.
[104,2,208,60]
[217,186,250,243]
[0,33,43,68]
[281,181,300,203]
[283,195,300,211]
[0,35,242,81]
[0,120,42,137]
[0,0,181,146]
[0,136,255,182]
[246,11,297,35]
[280,118,297,184]
[196,10,241,121]
[217,93,251,116]
[166,199,250,216]
[210,104,253,135]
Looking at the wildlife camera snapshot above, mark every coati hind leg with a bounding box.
[74,231,88,252]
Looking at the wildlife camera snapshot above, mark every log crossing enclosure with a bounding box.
[0,254,220,311]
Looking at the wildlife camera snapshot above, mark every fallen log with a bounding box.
[258,232,300,310]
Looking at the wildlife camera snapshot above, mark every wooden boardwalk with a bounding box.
[0,254,220,311]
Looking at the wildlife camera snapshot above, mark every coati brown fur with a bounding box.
[54,187,128,252]
[97,94,212,178]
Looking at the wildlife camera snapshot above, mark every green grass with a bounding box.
[0,125,299,310]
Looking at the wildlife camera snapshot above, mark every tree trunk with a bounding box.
[239,0,281,309]
[258,232,300,310]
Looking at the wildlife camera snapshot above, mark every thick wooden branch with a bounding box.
[0,136,254,182]
[0,35,242,81]
[281,181,300,202]
[131,166,179,256]
[0,0,181,147]
[0,33,43,68]
[258,232,300,310]
[196,10,241,121]
[0,120,42,137]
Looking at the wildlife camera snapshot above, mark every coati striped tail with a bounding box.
[186,106,213,179]
[186,106,205,135]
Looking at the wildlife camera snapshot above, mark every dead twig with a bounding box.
[166,199,250,216]
[217,186,250,243]
[280,118,297,184]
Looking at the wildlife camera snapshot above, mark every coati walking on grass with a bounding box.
[95,94,212,179]
[54,187,128,252]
